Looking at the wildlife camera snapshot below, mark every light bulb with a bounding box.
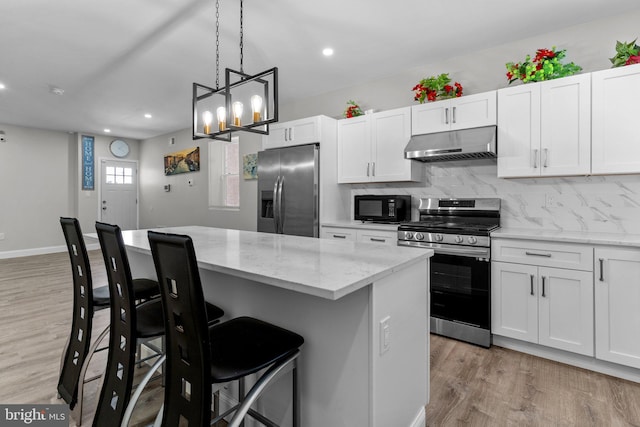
[232,102,243,126]
[202,110,213,134]
[251,95,263,123]
[216,107,226,131]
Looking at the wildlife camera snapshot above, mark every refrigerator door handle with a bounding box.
[272,176,280,233]
[277,175,285,233]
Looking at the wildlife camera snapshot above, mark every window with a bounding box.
[105,166,133,184]
[209,137,240,208]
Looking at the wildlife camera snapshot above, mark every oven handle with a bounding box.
[397,241,490,258]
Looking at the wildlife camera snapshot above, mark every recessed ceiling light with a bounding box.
[49,85,65,96]
[104,129,111,133]
[322,48,334,57]
[144,113,152,119]
[0,83,5,90]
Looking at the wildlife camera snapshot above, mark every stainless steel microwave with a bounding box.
[354,195,411,223]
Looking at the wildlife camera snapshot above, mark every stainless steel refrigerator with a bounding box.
[257,143,319,237]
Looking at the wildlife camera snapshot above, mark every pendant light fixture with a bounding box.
[193,0,278,141]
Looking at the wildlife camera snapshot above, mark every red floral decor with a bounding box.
[412,73,463,103]
[344,100,364,118]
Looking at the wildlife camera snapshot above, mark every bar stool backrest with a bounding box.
[58,217,95,408]
[148,230,212,426]
[93,222,137,427]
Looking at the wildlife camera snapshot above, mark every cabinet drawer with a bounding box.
[321,228,356,241]
[492,239,593,271]
[356,230,397,246]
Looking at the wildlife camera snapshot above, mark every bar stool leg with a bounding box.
[293,360,299,427]
[238,378,245,427]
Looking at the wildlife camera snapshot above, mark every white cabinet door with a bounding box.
[411,101,449,135]
[538,267,594,356]
[449,91,497,130]
[497,84,541,178]
[491,261,538,343]
[540,74,591,176]
[337,116,371,183]
[595,247,640,369]
[592,64,640,175]
[263,116,321,150]
[371,107,417,182]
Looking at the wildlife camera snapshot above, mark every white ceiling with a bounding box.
[0,0,638,140]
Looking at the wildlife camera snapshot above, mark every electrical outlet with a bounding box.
[169,137,175,145]
[188,178,194,186]
[0,130,6,143]
[0,232,4,240]
[546,194,559,208]
[380,316,391,355]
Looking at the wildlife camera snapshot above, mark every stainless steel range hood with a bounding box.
[404,125,497,162]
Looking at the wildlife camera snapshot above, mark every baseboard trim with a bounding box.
[0,245,67,259]
[493,335,640,383]
[410,405,426,427]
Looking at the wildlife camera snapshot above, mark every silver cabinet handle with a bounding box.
[543,148,549,168]
[530,274,535,296]
[289,127,294,141]
[599,258,604,281]
[445,108,449,125]
[367,162,370,177]
[333,234,346,239]
[452,106,457,123]
[284,128,288,141]
[372,162,375,177]
[542,276,546,297]
[525,251,552,257]
[533,149,539,168]
[370,238,386,243]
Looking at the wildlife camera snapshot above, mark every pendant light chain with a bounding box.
[215,0,220,89]
[239,0,244,73]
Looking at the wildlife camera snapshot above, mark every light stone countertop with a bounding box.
[492,227,640,248]
[101,226,431,300]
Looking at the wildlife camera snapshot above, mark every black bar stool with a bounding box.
[148,230,304,427]
[57,217,161,425]
[94,222,225,427]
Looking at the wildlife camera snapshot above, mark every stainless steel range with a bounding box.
[397,198,500,348]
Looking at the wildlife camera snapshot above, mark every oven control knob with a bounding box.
[405,232,413,239]
[435,234,443,242]
[415,232,424,241]
[468,236,478,245]
[454,235,463,243]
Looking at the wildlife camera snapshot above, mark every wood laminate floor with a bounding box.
[2,251,640,426]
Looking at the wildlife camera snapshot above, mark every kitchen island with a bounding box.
[114,226,432,427]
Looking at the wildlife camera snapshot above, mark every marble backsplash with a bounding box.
[351,159,640,234]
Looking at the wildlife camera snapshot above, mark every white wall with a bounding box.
[138,128,261,231]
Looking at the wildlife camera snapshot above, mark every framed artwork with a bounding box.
[243,153,257,179]
[81,135,94,190]
[165,146,200,176]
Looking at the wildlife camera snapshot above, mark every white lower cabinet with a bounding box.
[321,227,356,242]
[492,239,594,356]
[594,247,640,369]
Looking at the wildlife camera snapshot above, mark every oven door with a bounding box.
[430,252,490,329]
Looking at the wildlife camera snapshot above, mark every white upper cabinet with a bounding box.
[411,91,497,135]
[592,64,640,175]
[338,107,419,183]
[497,74,591,178]
[263,116,322,150]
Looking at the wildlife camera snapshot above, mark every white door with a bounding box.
[595,247,640,368]
[491,261,538,343]
[100,159,138,230]
[371,107,412,182]
[540,74,591,176]
[337,115,371,183]
[538,267,594,356]
[497,84,541,178]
